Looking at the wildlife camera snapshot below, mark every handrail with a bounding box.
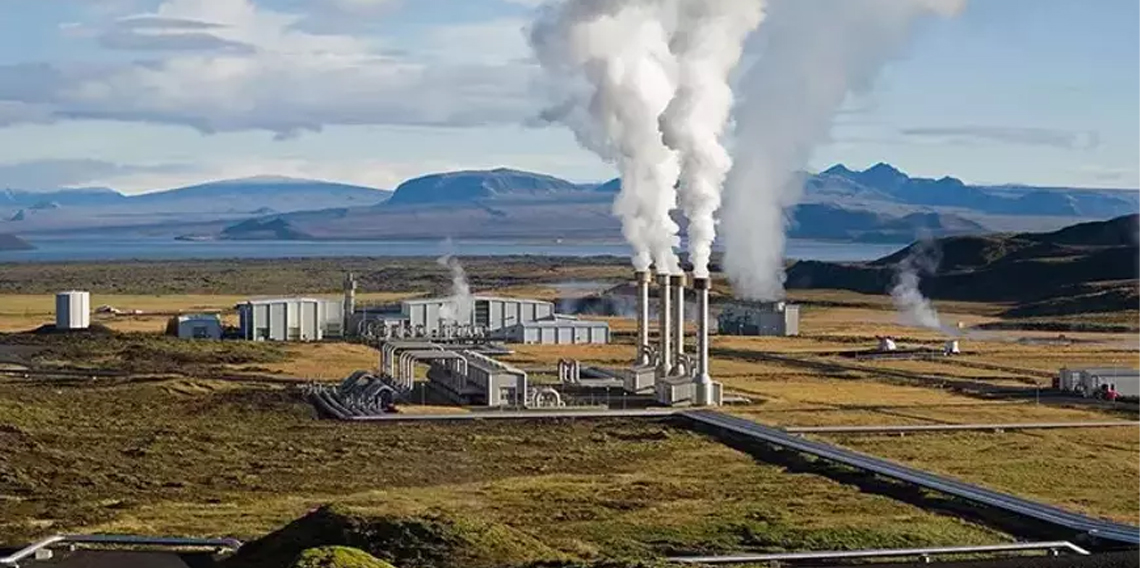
[1,534,240,566]
[667,541,1091,564]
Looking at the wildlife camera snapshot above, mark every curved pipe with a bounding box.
[2,535,242,566]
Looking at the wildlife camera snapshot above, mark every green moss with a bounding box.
[290,546,396,568]
[227,504,567,568]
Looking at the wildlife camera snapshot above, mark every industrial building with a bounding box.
[55,290,90,330]
[1056,367,1140,399]
[169,314,223,340]
[497,314,609,345]
[428,350,528,406]
[237,297,343,341]
[400,295,554,336]
[717,301,800,336]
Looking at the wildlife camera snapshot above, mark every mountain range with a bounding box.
[1,164,1136,243]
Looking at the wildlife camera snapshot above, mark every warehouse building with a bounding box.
[717,301,800,337]
[497,314,610,345]
[402,296,555,336]
[237,297,344,341]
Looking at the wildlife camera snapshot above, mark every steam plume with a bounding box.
[660,0,765,279]
[437,253,473,324]
[529,0,682,274]
[890,241,944,331]
[721,0,965,300]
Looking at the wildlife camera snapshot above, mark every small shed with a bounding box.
[498,314,610,345]
[169,314,223,340]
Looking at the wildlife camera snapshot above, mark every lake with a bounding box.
[0,236,903,263]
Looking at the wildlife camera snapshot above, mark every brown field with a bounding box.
[1,280,1136,558]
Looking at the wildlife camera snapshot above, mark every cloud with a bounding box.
[900,126,1101,150]
[0,0,541,136]
[0,159,189,190]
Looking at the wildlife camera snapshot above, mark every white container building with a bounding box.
[55,291,90,330]
[402,296,554,336]
[498,314,610,345]
[1056,367,1140,399]
[237,297,343,341]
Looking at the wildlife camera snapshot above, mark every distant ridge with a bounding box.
[785,214,1139,317]
[0,233,34,251]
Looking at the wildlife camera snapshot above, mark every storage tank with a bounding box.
[55,291,91,330]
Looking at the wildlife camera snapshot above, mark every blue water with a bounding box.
[0,236,902,263]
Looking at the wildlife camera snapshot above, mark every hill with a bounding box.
[0,233,33,251]
[387,168,586,205]
[785,214,1139,316]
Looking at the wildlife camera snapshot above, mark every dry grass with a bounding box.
[0,379,1005,556]
[253,343,381,380]
[827,428,1140,525]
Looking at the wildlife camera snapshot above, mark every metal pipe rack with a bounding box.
[667,540,1091,565]
[682,410,1140,546]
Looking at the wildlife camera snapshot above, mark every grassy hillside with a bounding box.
[785,214,1138,317]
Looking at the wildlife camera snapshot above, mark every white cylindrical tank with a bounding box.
[55,291,91,330]
[878,337,897,352]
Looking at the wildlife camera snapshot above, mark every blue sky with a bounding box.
[0,0,1135,194]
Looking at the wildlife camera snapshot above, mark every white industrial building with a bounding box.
[237,297,344,341]
[427,350,528,407]
[171,314,223,340]
[1056,367,1140,399]
[55,291,90,330]
[497,314,610,345]
[402,296,554,336]
[717,301,800,337]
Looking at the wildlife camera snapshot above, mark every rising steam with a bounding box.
[659,0,766,279]
[890,240,944,331]
[529,0,683,274]
[437,253,474,324]
[721,0,965,300]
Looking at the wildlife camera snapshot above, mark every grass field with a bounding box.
[0,260,1136,563]
[0,378,1007,561]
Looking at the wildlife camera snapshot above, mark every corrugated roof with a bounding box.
[402,296,552,306]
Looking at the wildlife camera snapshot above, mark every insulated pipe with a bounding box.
[635,271,651,365]
[671,274,685,366]
[658,273,672,377]
[694,277,713,405]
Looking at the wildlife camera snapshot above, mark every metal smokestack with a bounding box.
[343,272,357,329]
[658,273,672,376]
[671,274,685,363]
[635,270,651,365]
[694,277,713,405]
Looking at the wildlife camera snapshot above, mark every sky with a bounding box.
[0,0,1136,194]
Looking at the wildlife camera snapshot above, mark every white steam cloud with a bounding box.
[890,241,944,331]
[529,0,683,274]
[660,0,766,278]
[721,0,966,300]
[437,253,474,324]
